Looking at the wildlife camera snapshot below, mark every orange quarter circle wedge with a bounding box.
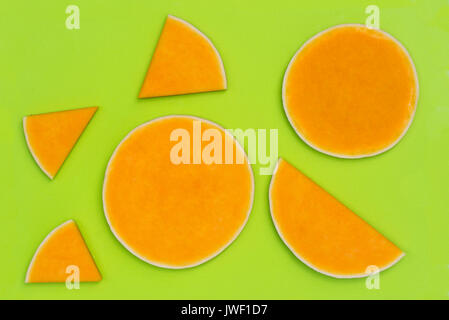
[103,116,254,268]
[23,107,98,179]
[26,220,101,283]
[139,15,227,98]
[269,159,404,278]
[283,25,418,158]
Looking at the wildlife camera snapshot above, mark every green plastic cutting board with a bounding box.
[1,0,448,299]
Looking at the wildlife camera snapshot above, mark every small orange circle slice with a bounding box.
[103,116,254,268]
[283,25,418,158]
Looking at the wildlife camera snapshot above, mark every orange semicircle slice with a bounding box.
[269,159,404,278]
[103,116,254,268]
[26,220,101,283]
[283,25,418,158]
[139,15,227,98]
[23,106,98,179]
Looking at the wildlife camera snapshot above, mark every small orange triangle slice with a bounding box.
[269,159,404,278]
[23,107,97,179]
[26,220,101,283]
[139,15,227,98]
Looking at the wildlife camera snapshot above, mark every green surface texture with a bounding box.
[1,0,448,299]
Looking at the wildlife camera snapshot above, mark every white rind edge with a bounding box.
[23,117,54,180]
[168,15,227,89]
[102,115,254,269]
[25,220,74,283]
[281,24,419,159]
[268,158,405,279]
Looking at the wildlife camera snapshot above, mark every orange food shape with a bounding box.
[139,15,227,98]
[103,116,254,268]
[283,25,418,158]
[26,220,101,283]
[269,159,404,278]
[23,107,98,179]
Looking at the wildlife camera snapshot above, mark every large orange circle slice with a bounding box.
[103,116,254,268]
[283,25,418,158]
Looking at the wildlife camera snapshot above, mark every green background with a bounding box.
[1,0,448,299]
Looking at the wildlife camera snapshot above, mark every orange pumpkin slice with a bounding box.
[139,15,227,98]
[103,116,254,268]
[26,220,101,283]
[283,25,418,158]
[269,159,404,278]
[23,107,98,179]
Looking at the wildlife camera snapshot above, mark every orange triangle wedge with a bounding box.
[139,15,227,98]
[269,159,404,278]
[26,220,101,283]
[23,106,97,179]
